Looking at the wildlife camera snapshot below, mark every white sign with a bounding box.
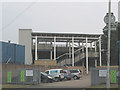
[26,70,33,76]
[99,70,107,77]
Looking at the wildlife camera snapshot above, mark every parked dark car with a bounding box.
[41,72,54,83]
[63,70,72,80]
[68,69,82,80]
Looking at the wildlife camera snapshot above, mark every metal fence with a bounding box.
[91,67,119,86]
[2,64,41,85]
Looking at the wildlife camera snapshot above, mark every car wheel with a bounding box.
[64,77,67,81]
[49,80,53,83]
[43,79,48,83]
[55,77,60,82]
[73,76,78,80]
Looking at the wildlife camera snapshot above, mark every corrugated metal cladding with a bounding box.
[1,41,25,64]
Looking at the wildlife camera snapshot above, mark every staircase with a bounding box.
[56,47,99,66]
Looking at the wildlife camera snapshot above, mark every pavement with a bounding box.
[28,74,91,88]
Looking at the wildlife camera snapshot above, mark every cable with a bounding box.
[3,0,38,30]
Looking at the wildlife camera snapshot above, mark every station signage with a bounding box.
[99,70,107,77]
[26,70,33,76]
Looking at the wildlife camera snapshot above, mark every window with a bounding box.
[50,70,58,75]
[45,71,49,74]
[63,71,67,73]
[60,70,64,73]
[69,70,79,73]
[73,70,79,73]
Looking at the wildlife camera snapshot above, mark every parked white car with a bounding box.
[45,69,64,82]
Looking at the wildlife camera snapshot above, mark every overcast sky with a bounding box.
[1,0,119,43]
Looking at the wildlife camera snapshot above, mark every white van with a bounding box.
[45,69,64,82]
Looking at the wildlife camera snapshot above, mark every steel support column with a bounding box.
[72,37,74,67]
[50,42,53,60]
[82,42,84,53]
[95,41,97,67]
[54,36,56,60]
[35,36,38,60]
[82,42,85,67]
[69,41,71,65]
[90,42,92,51]
[86,37,88,74]
[99,36,102,66]
[118,41,120,66]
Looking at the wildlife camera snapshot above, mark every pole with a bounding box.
[35,36,38,60]
[72,37,74,67]
[82,42,84,53]
[69,41,71,65]
[99,36,102,66]
[106,0,111,88]
[50,42,52,60]
[119,41,120,66]
[54,36,56,60]
[95,41,97,67]
[86,37,88,74]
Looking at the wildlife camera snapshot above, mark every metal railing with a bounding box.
[57,48,99,66]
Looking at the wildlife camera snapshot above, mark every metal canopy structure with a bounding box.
[31,32,102,74]
[32,32,101,43]
[19,29,103,74]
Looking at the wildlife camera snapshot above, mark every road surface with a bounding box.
[28,74,91,88]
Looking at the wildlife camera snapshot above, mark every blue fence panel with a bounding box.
[15,44,25,64]
[2,42,15,63]
[1,41,25,64]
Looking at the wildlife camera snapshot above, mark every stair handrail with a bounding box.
[56,47,83,60]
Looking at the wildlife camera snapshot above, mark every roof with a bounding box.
[32,32,101,38]
[45,69,63,71]
[32,32,102,43]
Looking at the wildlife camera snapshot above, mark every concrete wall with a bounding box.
[2,64,41,84]
[91,66,119,86]
[19,29,32,65]
[34,60,57,66]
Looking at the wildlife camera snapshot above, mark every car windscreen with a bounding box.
[63,70,67,73]
[45,71,49,74]
[50,70,58,75]
[70,70,79,73]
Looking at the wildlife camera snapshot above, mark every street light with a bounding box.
[107,0,111,89]
[103,0,115,89]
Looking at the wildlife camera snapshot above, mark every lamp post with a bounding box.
[104,0,116,88]
[119,41,120,66]
[106,0,111,88]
